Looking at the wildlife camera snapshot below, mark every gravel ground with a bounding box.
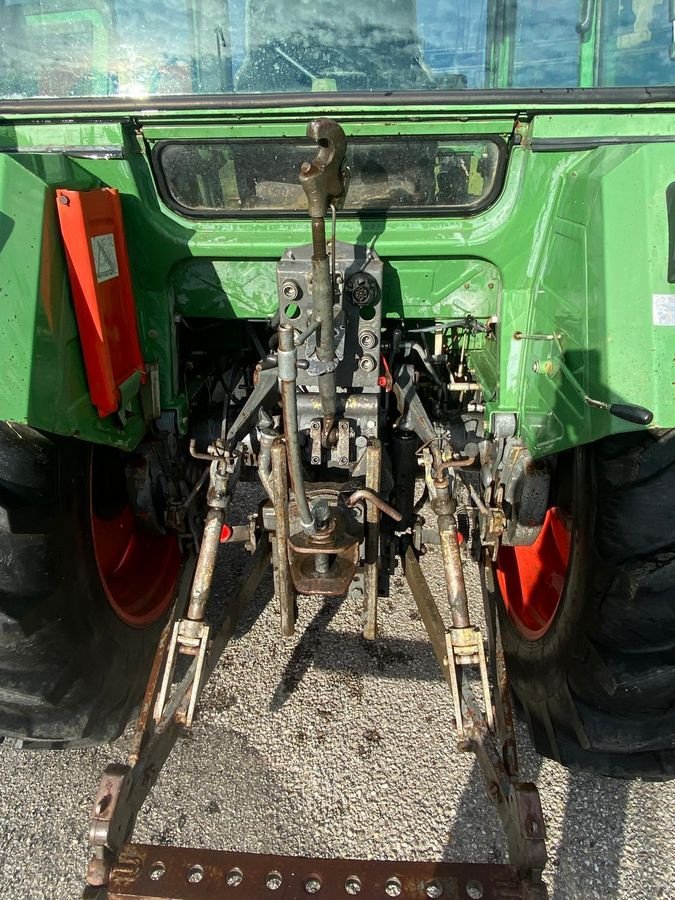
[0,497,673,900]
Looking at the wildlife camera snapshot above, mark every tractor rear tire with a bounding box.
[493,429,675,779]
[0,423,181,748]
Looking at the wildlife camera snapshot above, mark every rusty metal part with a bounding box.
[187,507,224,621]
[469,484,506,552]
[257,412,278,502]
[335,418,351,467]
[363,440,381,641]
[345,489,403,523]
[480,552,519,779]
[299,119,348,447]
[153,618,210,729]
[404,548,547,891]
[278,323,314,532]
[86,540,272,890]
[436,455,477,475]
[287,506,361,596]
[108,843,542,900]
[271,439,297,637]
[432,483,470,631]
[309,418,323,465]
[445,626,495,737]
[298,118,349,219]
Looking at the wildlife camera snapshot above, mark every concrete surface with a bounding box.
[0,509,673,900]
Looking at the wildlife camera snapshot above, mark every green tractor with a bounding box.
[1,0,673,896]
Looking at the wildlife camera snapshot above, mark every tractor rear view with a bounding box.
[0,1,673,897]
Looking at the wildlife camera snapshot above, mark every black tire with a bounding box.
[0,422,172,748]
[494,429,675,779]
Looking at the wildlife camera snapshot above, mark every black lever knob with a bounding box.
[609,403,654,426]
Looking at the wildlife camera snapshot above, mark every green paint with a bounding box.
[0,106,673,457]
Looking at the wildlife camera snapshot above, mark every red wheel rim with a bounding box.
[90,455,181,628]
[496,507,571,640]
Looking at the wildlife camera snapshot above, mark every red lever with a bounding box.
[219,524,233,543]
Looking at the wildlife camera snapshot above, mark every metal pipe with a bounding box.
[271,440,296,636]
[278,324,314,533]
[363,440,382,641]
[345,489,403,523]
[187,507,224,621]
[432,481,471,630]
[311,220,338,445]
[438,514,471,629]
[314,553,330,576]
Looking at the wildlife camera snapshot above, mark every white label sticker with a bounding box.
[652,293,675,326]
[91,233,119,283]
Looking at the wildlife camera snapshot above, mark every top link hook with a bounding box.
[299,118,350,218]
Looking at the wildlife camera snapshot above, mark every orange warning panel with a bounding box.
[56,187,145,418]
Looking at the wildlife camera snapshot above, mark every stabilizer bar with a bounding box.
[107,844,539,900]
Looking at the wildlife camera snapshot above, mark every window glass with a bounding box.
[0,1,672,100]
[155,138,505,215]
[511,0,582,87]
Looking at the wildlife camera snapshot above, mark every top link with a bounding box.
[299,118,350,218]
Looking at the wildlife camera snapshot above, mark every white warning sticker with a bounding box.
[91,233,119,283]
[652,293,675,326]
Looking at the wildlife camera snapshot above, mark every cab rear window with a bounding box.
[152,136,506,218]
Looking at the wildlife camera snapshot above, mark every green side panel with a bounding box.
[504,141,675,455]
[0,107,673,457]
[0,150,146,448]
[172,258,501,321]
[384,261,500,320]
[173,260,279,318]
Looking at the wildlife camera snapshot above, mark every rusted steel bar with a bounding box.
[278,323,314,532]
[480,552,519,778]
[187,508,224,621]
[363,440,382,641]
[403,546,453,689]
[345,488,402,522]
[86,540,272,892]
[128,558,196,766]
[271,438,296,636]
[109,843,535,900]
[431,480,470,630]
[404,547,547,892]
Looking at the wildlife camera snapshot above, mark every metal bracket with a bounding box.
[153,619,211,729]
[404,547,547,893]
[85,541,271,892]
[446,626,494,738]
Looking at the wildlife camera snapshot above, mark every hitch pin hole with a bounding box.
[187,864,204,883]
[226,867,244,887]
[385,877,402,897]
[266,871,283,890]
[149,861,166,881]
